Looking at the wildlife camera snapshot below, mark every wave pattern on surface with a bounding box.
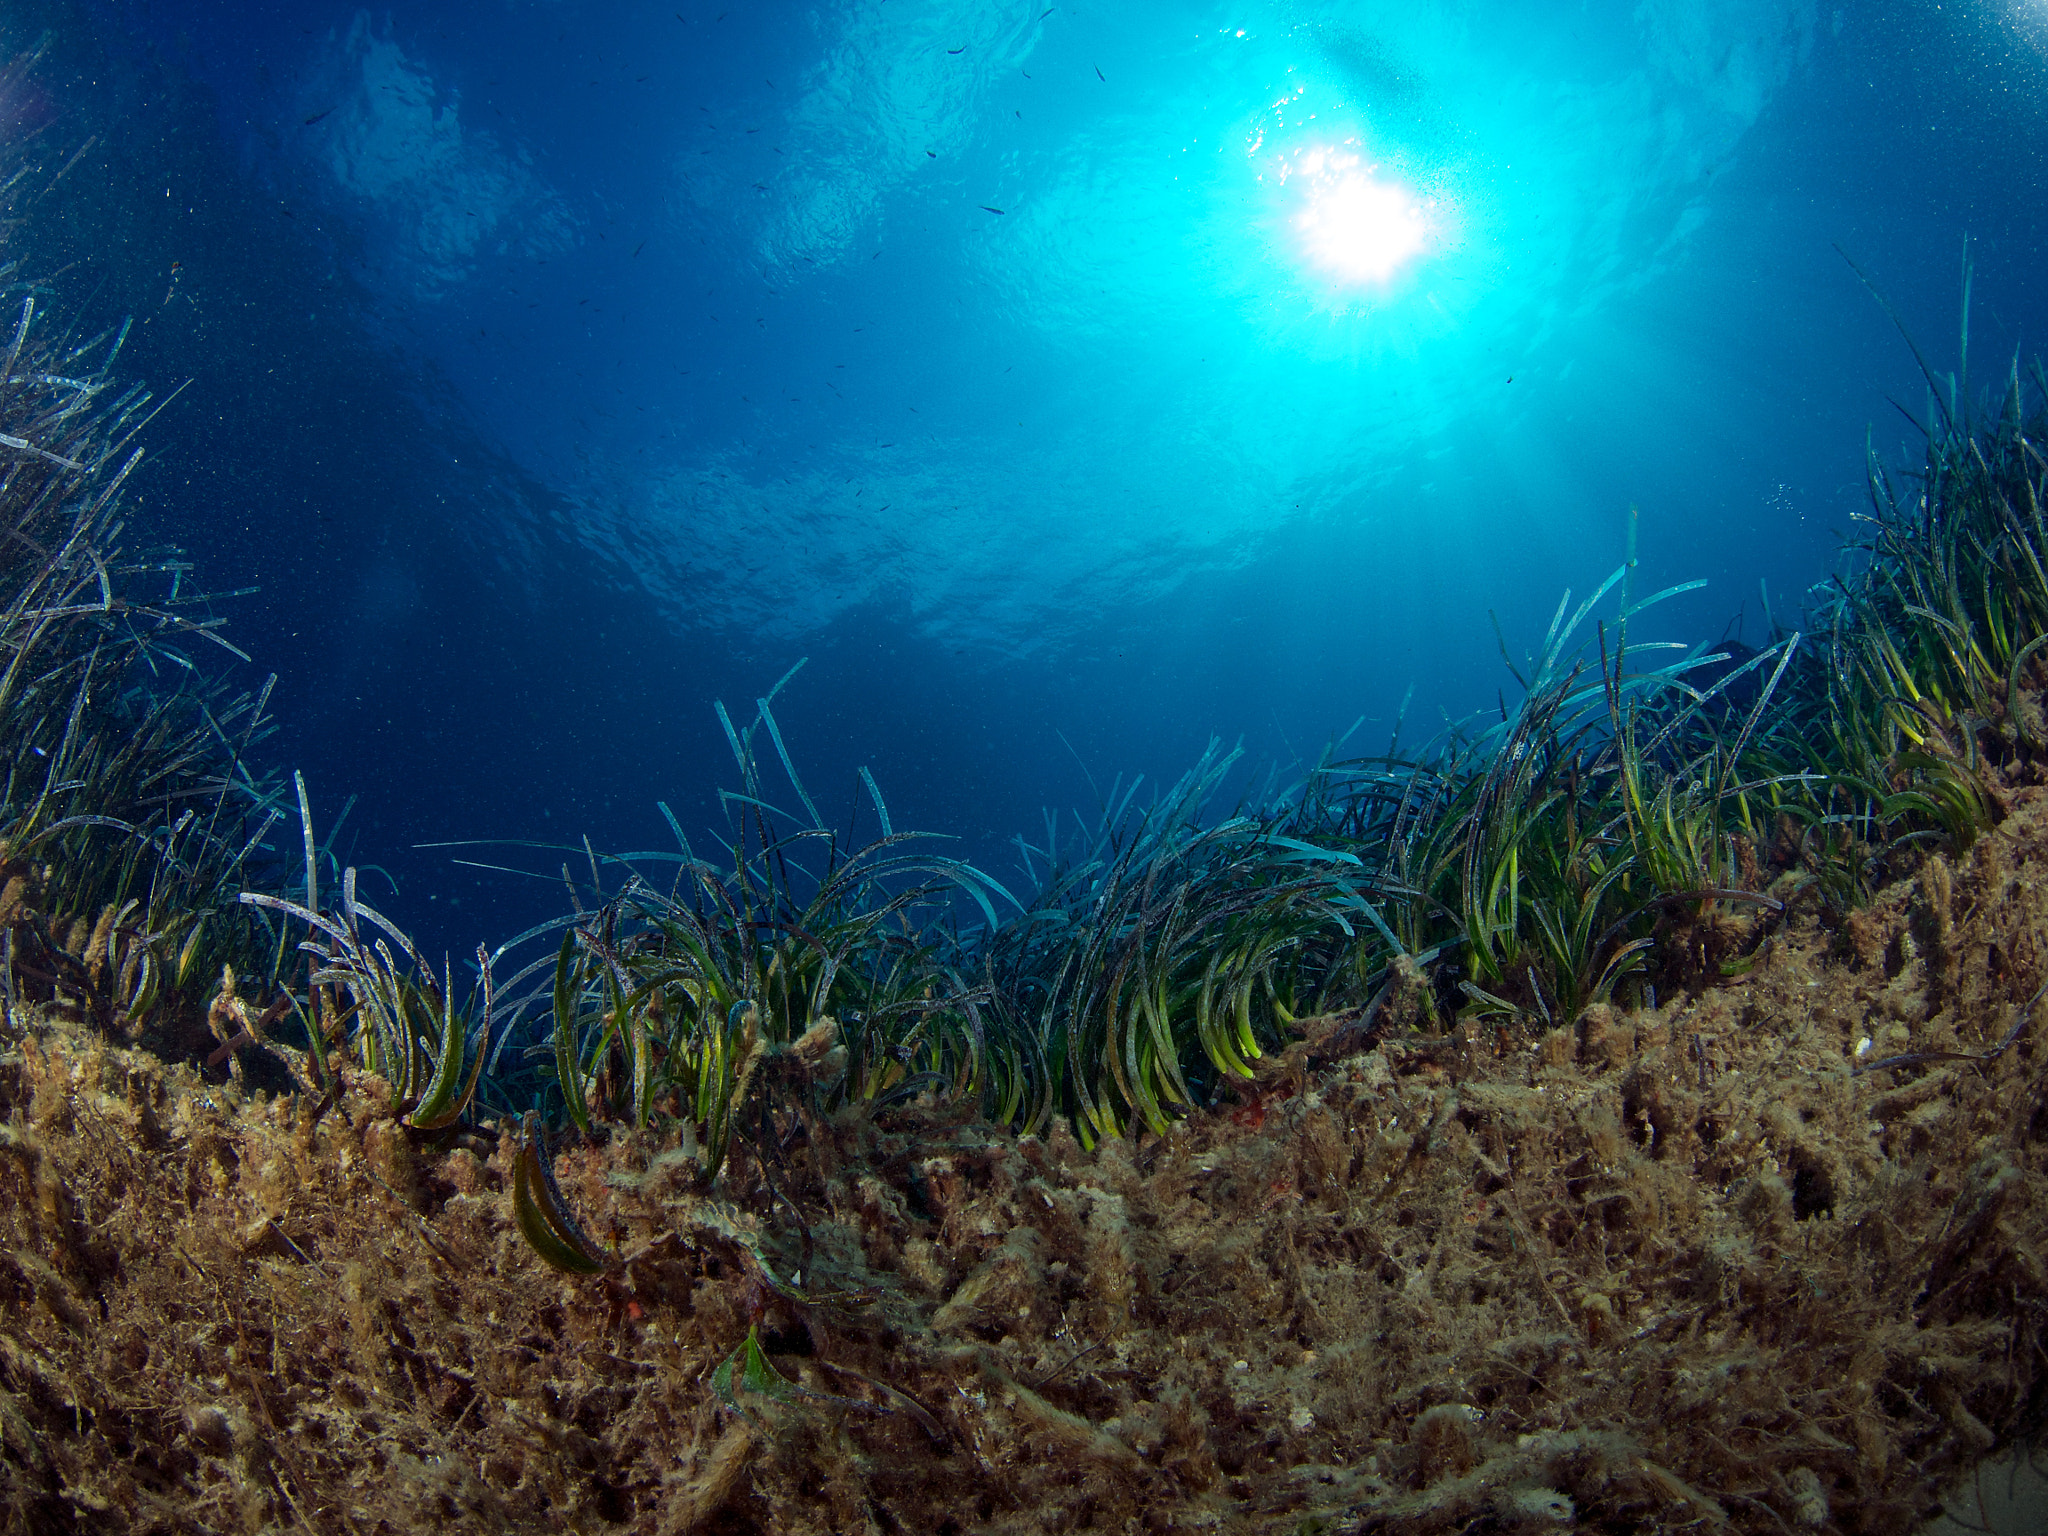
[302,10,577,299]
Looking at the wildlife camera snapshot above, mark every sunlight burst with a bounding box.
[1291,147,1431,287]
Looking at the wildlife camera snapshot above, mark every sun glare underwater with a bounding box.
[5,0,2047,957]
[1285,145,1436,289]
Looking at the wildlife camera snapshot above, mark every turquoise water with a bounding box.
[7,0,2046,953]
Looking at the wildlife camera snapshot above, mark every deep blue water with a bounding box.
[6,0,2047,960]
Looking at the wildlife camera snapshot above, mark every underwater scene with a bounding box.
[4,0,2048,1531]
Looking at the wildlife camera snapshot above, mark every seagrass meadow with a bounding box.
[0,290,2046,1536]
[11,73,2048,1536]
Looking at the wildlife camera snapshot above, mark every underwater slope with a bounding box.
[5,8,2048,1532]
[3,783,2048,1532]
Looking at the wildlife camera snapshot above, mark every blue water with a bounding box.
[8,0,2047,957]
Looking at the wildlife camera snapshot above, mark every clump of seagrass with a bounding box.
[0,163,284,1059]
[480,665,1010,1269]
[236,772,497,1133]
[1786,251,2048,893]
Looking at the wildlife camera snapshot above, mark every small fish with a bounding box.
[1095,64,1106,81]
[632,241,646,256]
[948,45,966,54]
[302,107,334,126]
[981,205,1005,215]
